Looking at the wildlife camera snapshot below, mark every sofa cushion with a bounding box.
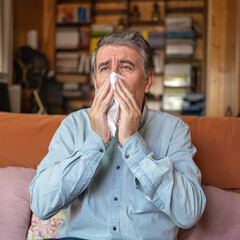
[178,185,240,240]
[0,167,36,240]
[0,112,65,169]
[180,116,240,189]
[26,210,66,239]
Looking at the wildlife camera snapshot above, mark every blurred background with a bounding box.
[0,0,239,117]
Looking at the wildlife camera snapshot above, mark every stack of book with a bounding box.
[56,52,90,75]
[56,28,80,49]
[164,64,191,87]
[182,93,205,116]
[57,5,91,24]
[165,16,195,59]
[162,64,191,113]
[165,38,195,58]
[56,29,90,50]
[63,82,82,98]
[56,52,79,73]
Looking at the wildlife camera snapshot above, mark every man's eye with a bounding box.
[100,67,109,72]
[121,65,131,70]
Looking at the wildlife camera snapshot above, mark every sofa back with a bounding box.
[0,112,65,169]
[0,112,239,191]
[180,116,240,191]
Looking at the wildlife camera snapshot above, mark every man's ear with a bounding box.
[144,72,153,93]
[91,74,97,90]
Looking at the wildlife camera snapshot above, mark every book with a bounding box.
[79,29,90,48]
[166,32,194,38]
[57,5,91,24]
[77,54,90,74]
[90,37,101,54]
[147,32,164,49]
[165,16,193,32]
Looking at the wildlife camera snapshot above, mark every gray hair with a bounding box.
[90,31,154,79]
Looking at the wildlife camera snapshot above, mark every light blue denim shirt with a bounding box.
[30,104,206,240]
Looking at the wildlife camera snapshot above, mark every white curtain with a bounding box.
[0,0,13,84]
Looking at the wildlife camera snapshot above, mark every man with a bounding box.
[30,31,206,240]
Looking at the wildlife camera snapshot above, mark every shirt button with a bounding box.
[99,149,104,153]
[125,154,129,159]
[114,197,118,201]
[113,227,117,231]
[116,165,120,169]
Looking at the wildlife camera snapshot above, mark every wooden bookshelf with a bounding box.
[44,0,208,114]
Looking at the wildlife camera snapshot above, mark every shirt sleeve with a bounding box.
[119,119,206,229]
[29,116,107,220]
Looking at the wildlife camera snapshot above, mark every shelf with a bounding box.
[166,0,203,1]
[154,73,164,76]
[165,58,202,64]
[56,47,89,52]
[56,73,89,83]
[130,0,165,2]
[94,9,127,16]
[128,20,164,26]
[52,0,207,114]
[166,7,204,14]
[96,0,128,2]
[56,22,91,27]
[57,0,91,3]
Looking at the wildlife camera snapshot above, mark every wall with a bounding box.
[206,0,240,116]
[13,0,43,52]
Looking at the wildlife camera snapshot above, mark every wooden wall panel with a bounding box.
[13,0,43,53]
[42,0,56,71]
[206,0,239,116]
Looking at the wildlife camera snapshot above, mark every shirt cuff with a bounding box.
[118,132,152,168]
[82,129,107,159]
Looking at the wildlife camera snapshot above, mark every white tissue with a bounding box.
[107,72,125,137]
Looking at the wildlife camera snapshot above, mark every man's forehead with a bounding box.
[96,45,140,62]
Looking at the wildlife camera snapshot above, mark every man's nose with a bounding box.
[111,66,120,75]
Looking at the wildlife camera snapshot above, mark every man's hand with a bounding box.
[89,79,113,144]
[114,79,142,145]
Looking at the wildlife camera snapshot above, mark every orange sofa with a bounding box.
[0,112,240,239]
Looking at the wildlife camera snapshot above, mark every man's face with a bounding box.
[93,45,152,109]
